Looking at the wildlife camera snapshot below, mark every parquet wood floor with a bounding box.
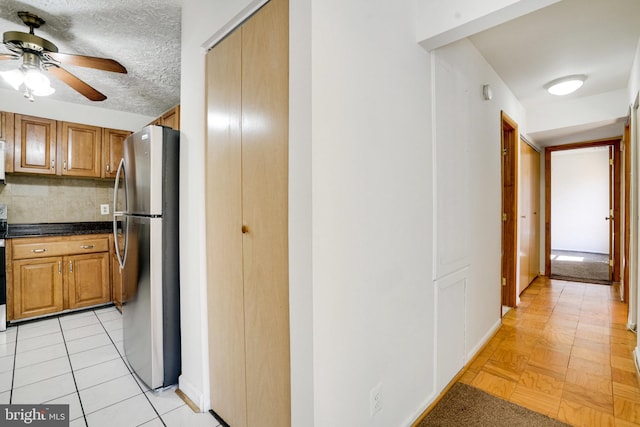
[459,276,640,426]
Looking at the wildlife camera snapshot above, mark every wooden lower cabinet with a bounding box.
[111,251,124,308]
[13,257,64,319]
[67,253,110,309]
[9,234,113,321]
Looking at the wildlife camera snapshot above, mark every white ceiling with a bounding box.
[469,0,640,145]
[0,0,638,140]
[0,0,181,118]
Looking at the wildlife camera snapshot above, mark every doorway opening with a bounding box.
[545,138,621,285]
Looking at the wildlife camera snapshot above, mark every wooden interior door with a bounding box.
[206,28,247,427]
[241,1,290,425]
[518,139,531,293]
[501,112,518,308]
[609,145,615,279]
[206,0,290,425]
[519,139,540,292]
[529,145,540,282]
[624,123,631,301]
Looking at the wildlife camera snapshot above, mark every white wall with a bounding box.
[551,148,610,253]
[0,88,152,131]
[416,0,560,50]
[178,1,554,426]
[432,37,526,373]
[311,1,434,426]
[527,89,629,136]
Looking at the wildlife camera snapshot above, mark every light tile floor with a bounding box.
[0,305,221,427]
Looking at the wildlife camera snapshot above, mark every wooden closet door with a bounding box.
[241,0,290,425]
[529,147,540,282]
[205,29,247,427]
[519,139,532,291]
[206,1,290,425]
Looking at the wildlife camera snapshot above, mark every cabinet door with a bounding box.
[60,122,102,177]
[0,111,14,173]
[103,128,130,178]
[12,257,63,320]
[161,106,180,130]
[14,114,57,175]
[111,251,123,308]
[66,252,110,309]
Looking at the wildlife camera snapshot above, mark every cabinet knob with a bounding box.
[80,245,95,249]
[32,248,47,253]
[242,225,250,234]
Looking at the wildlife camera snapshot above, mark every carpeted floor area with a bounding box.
[416,383,571,427]
[550,249,610,282]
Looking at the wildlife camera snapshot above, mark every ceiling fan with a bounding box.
[0,11,127,101]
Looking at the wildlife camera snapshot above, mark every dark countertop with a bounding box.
[5,221,118,238]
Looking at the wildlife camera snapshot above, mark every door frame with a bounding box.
[501,111,518,308]
[544,137,622,283]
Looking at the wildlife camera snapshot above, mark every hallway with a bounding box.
[459,277,640,426]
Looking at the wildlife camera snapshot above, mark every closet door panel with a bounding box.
[241,0,290,425]
[530,146,540,281]
[205,29,247,427]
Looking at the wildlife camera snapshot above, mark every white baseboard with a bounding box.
[178,375,207,412]
[466,318,502,363]
[634,347,640,377]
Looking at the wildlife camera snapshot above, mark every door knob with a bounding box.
[242,225,250,234]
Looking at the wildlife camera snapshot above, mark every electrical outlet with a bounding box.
[370,383,383,416]
[100,204,110,215]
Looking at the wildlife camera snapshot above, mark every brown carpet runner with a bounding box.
[416,383,571,427]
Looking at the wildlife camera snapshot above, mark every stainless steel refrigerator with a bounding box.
[113,125,181,390]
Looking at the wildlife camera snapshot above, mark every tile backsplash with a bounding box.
[0,175,115,223]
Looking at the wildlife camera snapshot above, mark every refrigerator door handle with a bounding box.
[113,158,128,269]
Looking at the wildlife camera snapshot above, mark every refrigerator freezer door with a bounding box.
[122,215,164,389]
[124,126,165,216]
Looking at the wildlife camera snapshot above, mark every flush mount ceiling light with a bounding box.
[545,74,587,96]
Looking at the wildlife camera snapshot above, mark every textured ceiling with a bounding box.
[0,0,181,117]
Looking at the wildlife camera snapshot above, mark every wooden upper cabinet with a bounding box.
[161,105,180,130]
[102,128,130,178]
[59,122,102,178]
[6,111,130,179]
[0,111,14,173]
[149,105,180,130]
[14,114,57,175]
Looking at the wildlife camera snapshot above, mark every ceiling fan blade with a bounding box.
[0,54,19,61]
[47,52,127,74]
[46,66,107,101]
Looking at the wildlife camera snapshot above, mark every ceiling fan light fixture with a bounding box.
[24,68,49,91]
[31,83,55,97]
[545,74,586,96]
[0,68,24,90]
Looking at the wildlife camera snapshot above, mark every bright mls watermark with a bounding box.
[0,405,69,426]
